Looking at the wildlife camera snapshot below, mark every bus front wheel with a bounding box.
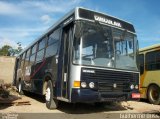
[45,80,59,109]
[147,85,160,105]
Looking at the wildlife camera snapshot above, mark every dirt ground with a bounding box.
[0,92,160,119]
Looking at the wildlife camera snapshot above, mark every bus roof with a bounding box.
[17,7,135,57]
[139,44,160,53]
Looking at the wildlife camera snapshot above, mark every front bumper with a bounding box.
[71,88,140,103]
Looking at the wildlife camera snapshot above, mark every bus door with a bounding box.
[58,24,73,99]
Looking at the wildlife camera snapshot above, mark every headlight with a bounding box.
[135,85,139,89]
[130,84,134,89]
[89,82,95,88]
[81,82,87,88]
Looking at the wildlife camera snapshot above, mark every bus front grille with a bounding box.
[81,68,139,92]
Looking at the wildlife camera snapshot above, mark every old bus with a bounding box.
[14,7,140,109]
[139,44,160,105]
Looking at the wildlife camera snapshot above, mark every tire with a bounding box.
[147,85,160,105]
[18,80,24,95]
[45,80,59,109]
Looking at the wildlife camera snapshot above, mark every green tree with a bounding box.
[0,42,23,56]
[9,42,23,56]
[17,42,23,54]
[0,45,11,56]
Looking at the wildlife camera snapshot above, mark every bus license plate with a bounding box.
[132,93,140,98]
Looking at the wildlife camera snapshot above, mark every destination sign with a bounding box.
[94,15,122,28]
[78,8,135,33]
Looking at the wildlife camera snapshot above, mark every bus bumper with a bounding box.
[71,89,140,103]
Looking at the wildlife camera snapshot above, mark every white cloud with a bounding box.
[0,0,82,16]
[0,29,28,39]
[0,26,51,49]
[40,15,52,24]
[0,0,83,49]
[0,1,23,15]
[0,37,18,48]
[24,0,82,13]
[0,27,48,32]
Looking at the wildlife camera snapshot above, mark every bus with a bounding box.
[139,44,160,105]
[14,7,140,109]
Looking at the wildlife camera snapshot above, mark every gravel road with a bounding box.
[0,92,160,119]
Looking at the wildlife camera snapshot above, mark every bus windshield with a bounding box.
[73,21,138,71]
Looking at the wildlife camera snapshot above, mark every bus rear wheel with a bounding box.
[18,80,24,95]
[147,85,160,105]
[45,80,59,109]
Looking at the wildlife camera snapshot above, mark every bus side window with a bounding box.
[146,51,157,71]
[21,53,26,69]
[30,43,37,65]
[25,49,31,67]
[45,28,60,58]
[156,50,160,69]
[35,38,46,62]
[138,54,144,75]
[18,55,22,69]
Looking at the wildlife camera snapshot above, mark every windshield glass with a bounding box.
[73,21,138,71]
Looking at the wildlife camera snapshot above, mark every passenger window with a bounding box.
[48,28,60,46]
[145,51,158,71]
[18,55,22,69]
[21,53,26,69]
[45,43,58,57]
[26,49,31,58]
[45,28,60,58]
[38,38,46,50]
[31,44,37,54]
[24,50,30,67]
[36,49,45,62]
[30,54,36,65]
[155,50,160,70]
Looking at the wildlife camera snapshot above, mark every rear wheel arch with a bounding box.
[45,80,59,109]
[42,73,55,95]
[16,77,21,88]
[147,83,160,93]
[147,83,160,97]
[17,78,24,95]
[43,73,59,109]
[147,83,160,105]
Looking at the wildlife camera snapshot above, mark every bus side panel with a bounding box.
[30,52,59,94]
[31,60,46,94]
[140,70,147,99]
[140,70,160,99]
[144,71,160,87]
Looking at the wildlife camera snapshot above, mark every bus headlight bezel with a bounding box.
[130,84,134,89]
[89,82,95,88]
[81,82,87,88]
[135,85,139,89]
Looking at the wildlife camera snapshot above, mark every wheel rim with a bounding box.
[45,87,51,102]
[150,88,159,101]
[18,82,21,93]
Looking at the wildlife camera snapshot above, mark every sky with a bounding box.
[0,0,160,49]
